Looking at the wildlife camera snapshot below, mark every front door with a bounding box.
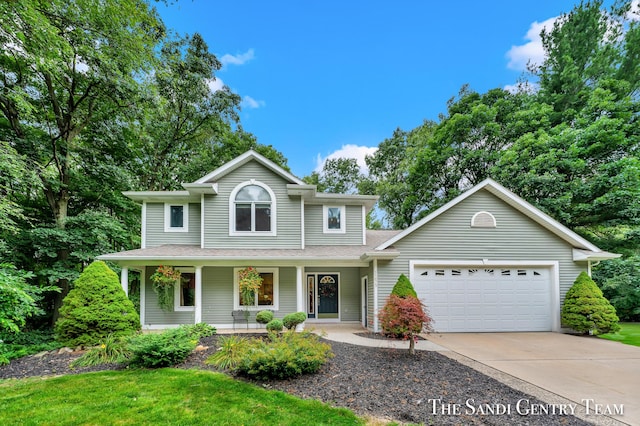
[316,273,339,319]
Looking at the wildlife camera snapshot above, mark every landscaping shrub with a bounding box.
[236,331,333,380]
[255,310,274,325]
[379,294,432,354]
[205,335,249,370]
[182,322,217,338]
[562,272,621,335]
[390,274,418,298]
[55,261,140,347]
[266,319,283,332]
[128,326,198,368]
[282,311,306,330]
[0,329,61,364]
[70,334,131,367]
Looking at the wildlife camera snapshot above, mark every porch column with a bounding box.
[373,259,379,333]
[121,267,129,296]
[194,266,203,324]
[296,265,304,330]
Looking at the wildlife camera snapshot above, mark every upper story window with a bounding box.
[323,205,346,233]
[164,203,189,232]
[229,181,276,236]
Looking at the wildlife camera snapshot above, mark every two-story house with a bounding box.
[99,150,618,332]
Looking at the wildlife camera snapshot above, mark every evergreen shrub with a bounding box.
[55,261,140,347]
[561,272,620,335]
[236,331,333,380]
[282,312,306,330]
[255,310,274,325]
[391,274,418,298]
[266,319,283,332]
[128,325,198,368]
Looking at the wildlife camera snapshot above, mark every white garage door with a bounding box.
[413,266,551,332]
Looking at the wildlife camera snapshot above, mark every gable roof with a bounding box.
[376,178,617,259]
[195,150,305,185]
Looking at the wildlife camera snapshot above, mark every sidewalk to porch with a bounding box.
[217,322,449,351]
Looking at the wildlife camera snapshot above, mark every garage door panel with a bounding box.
[414,265,552,332]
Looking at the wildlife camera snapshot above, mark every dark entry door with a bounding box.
[317,274,339,319]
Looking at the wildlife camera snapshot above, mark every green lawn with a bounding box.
[0,369,363,425]
[598,322,640,347]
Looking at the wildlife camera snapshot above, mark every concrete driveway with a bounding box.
[428,332,640,426]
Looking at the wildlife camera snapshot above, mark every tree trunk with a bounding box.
[409,335,416,355]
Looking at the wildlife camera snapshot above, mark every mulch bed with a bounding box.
[0,335,590,426]
[354,331,426,341]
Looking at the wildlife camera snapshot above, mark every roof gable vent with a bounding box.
[471,211,496,228]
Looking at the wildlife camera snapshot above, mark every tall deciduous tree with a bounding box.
[0,0,164,319]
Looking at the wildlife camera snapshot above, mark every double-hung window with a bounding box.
[323,205,345,233]
[164,203,189,232]
[230,182,276,235]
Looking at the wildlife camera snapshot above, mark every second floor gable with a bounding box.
[125,151,378,249]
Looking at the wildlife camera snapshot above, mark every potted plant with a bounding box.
[238,267,263,320]
[150,265,181,311]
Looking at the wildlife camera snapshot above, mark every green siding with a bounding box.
[201,267,234,324]
[143,267,194,325]
[203,161,302,249]
[305,205,364,245]
[145,203,201,247]
[377,189,585,311]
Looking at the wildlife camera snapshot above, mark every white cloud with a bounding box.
[314,144,378,175]
[506,17,558,71]
[241,95,265,109]
[627,0,640,21]
[207,77,225,93]
[220,48,255,67]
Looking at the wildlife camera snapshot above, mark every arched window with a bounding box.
[471,211,496,228]
[230,181,276,235]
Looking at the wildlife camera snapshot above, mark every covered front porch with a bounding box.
[116,263,372,330]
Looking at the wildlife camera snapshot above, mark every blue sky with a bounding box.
[157,1,588,178]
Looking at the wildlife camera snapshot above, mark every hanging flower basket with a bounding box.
[238,267,263,315]
[151,266,181,311]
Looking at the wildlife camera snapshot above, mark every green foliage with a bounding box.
[282,312,307,330]
[0,263,58,334]
[379,294,432,354]
[127,326,199,368]
[561,272,621,335]
[70,334,131,367]
[55,261,140,347]
[391,274,418,298]
[183,322,216,338]
[205,335,250,370]
[266,319,283,332]
[593,254,640,322]
[235,332,333,380]
[304,157,363,194]
[0,329,61,363]
[255,310,274,324]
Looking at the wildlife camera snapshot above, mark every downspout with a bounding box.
[373,258,379,333]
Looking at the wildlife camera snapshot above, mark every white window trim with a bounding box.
[229,180,277,236]
[164,203,189,232]
[233,267,279,311]
[323,205,346,234]
[471,211,496,228]
[174,267,195,312]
